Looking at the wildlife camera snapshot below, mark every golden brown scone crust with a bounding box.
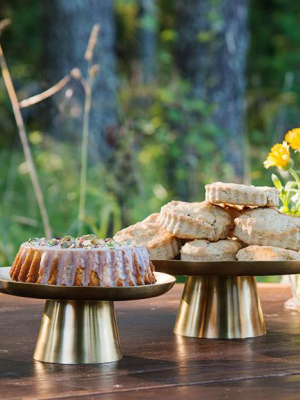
[205,182,279,207]
[157,201,232,241]
[234,208,300,251]
[181,239,242,261]
[237,245,300,261]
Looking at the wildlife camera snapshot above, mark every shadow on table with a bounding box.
[0,358,34,379]
[249,331,300,360]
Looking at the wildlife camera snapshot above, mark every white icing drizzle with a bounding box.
[20,247,27,264]
[123,250,136,285]
[18,243,153,287]
[39,251,54,284]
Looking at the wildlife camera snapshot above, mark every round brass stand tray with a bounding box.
[153,260,300,340]
[0,268,175,364]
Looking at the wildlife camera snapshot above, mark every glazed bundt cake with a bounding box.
[10,235,156,287]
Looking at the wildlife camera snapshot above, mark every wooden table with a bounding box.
[1,283,300,400]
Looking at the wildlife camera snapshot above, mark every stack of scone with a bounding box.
[114,181,300,262]
[157,200,242,261]
[204,182,300,261]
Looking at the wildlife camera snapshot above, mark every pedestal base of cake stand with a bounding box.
[154,259,300,340]
[0,268,176,364]
[174,276,266,339]
[33,300,121,364]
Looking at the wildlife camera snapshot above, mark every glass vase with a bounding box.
[284,275,300,311]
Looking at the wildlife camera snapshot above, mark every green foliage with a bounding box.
[272,173,299,213]
[0,0,42,75]
[118,74,236,207]
[249,0,300,91]
[247,0,300,195]
[247,0,300,149]
[0,135,124,265]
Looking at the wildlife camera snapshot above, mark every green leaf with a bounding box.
[285,181,297,191]
[271,174,282,189]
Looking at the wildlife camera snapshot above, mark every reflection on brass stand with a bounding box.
[33,300,122,364]
[174,276,266,339]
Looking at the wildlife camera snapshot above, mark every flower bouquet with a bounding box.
[264,128,300,310]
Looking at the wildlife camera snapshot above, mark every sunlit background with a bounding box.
[0,0,300,278]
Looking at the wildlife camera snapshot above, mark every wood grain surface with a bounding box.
[0,283,299,400]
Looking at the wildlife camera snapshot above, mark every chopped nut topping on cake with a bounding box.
[27,235,133,249]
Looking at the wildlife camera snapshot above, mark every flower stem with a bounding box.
[0,38,51,238]
[289,167,300,212]
[289,168,300,191]
[78,64,93,236]
[78,24,100,236]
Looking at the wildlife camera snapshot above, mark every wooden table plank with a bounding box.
[83,375,300,400]
[1,284,300,400]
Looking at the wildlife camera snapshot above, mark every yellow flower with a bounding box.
[264,142,290,169]
[285,128,300,151]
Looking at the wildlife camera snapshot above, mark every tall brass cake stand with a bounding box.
[153,260,300,340]
[0,268,175,364]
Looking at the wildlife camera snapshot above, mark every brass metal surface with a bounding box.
[153,259,295,339]
[0,268,175,364]
[33,300,122,364]
[0,269,175,301]
[174,276,266,339]
[153,259,300,276]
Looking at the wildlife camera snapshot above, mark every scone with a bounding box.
[181,239,242,261]
[10,235,156,287]
[157,201,232,241]
[237,245,300,261]
[114,213,180,260]
[205,182,279,207]
[234,208,300,251]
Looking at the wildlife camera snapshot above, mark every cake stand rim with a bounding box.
[152,259,300,277]
[0,268,176,301]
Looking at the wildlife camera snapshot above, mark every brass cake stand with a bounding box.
[0,268,175,364]
[153,260,300,340]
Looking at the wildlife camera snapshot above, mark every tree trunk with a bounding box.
[138,0,158,83]
[43,0,118,161]
[176,0,249,180]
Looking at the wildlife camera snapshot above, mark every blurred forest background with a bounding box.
[0,0,300,274]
